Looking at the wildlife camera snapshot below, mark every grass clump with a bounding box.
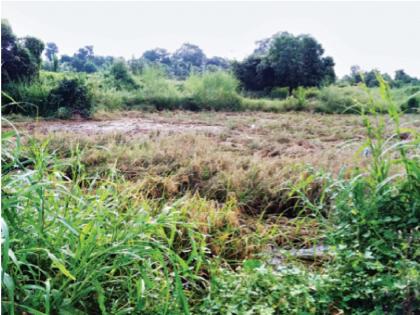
[1,133,206,314]
[139,66,183,110]
[1,80,51,116]
[2,74,93,118]
[184,71,242,111]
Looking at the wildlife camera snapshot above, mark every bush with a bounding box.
[48,78,93,118]
[401,95,419,113]
[108,60,138,90]
[56,106,71,119]
[139,66,182,110]
[325,77,420,313]
[240,97,286,112]
[304,87,320,98]
[314,86,359,113]
[292,87,306,111]
[1,81,51,116]
[184,71,242,111]
[269,87,289,99]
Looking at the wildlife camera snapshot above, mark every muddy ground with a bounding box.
[4,111,419,165]
[6,117,223,136]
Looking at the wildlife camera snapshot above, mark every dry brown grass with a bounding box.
[12,111,420,210]
[6,111,419,260]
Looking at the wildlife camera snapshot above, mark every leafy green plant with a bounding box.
[48,78,93,117]
[292,87,306,110]
[401,95,419,113]
[138,66,182,110]
[108,60,138,90]
[197,264,330,314]
[325,75,420,313]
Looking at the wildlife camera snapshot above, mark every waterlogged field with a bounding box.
[2,107,420,314]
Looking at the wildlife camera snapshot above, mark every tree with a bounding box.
[172,43,206,78]
[1,19,44,83]
[23,36,44,65]
[128,56,146,75]
[234,32,335,92]
[71,46,95,71]
[322,56,336,85]
[59,45,112,73]
[173,43,206,67]
[342,67,395,87]
[206,56,230,71]
[142,48,171,65]
[136,45,228,78]
[394,69,419,86]
[45,42,58,61]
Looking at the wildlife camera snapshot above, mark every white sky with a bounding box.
[2,1,420,77]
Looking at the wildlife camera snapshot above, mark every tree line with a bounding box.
[2,19,419,92]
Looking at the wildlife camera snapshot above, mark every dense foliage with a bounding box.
[130,43,230,79]
[233,32,336,92]
[1,20,44,83]
[47,78,92,118]
[60,45,114,73]
[2,19,420,118]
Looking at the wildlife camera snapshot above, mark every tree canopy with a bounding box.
[59,46,114,73]
[233,32,336,92]
[1,19,44,83]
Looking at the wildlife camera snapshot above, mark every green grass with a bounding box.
[4,68,419,118]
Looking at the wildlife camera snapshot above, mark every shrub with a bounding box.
[108,60,138,90]
[292,87,306,111]
[325,77,420,313]
[56,106,71,119]
[401,95,419,113]
[48,78,93,118]
[240,97,285,112]
[269,87,289,99]
[139,66,182,110]
[184,71,242,111]
[315,86,359,113]
[304,87,320,98]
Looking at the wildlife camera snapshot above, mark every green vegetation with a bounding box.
[1,16,420,314]
[2,19,420,119]
[2,77,419,313]
[233,32,336,92]
[184,71,241,111]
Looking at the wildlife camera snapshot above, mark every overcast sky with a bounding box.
[2,1,420,77]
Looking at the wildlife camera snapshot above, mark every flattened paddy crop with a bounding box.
[2,109,420,314]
